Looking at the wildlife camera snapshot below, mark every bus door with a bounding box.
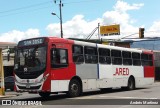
[50,43,71,80]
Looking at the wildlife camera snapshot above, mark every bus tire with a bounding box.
[127,77,135,90]
[68,79,81,97]
[39,92,50,98]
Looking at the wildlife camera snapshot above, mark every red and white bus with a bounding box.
[14,37,155,97]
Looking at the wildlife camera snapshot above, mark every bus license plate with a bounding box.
[26,84,30,88]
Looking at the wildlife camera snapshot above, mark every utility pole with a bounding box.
[98,23,101,43]
[59,0,63,38]
[54,0,63,38]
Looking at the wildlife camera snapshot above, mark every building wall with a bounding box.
[153,51,160,67]
[130,39,160,50]
[2,48,15,77]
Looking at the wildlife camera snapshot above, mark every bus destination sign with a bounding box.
[18,38,45,47]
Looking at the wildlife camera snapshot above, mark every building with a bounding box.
[0,42,17,77]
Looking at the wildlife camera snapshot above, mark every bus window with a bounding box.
[72,45,84,63]
[132,52,141,66]
[99,48,111,64]
[148,54,153,66]
[149,54,153,66]
[51,48,68,68]
[84,46,98,64]
[111,50,122,65]
[149,54,153,60]
[141,54,153,66]
[122,51,132,65]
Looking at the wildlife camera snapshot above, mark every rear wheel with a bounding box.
[127,77,135,90]
[68,79,82,97]
[39,92,50,98]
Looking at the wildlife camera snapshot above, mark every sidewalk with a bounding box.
[152,81,160,86]
[0,91,22,98]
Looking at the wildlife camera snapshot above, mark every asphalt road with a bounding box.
[1,82,160,108]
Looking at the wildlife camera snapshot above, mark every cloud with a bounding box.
[46,15,101,38]
[102,0,144,39]
[148,21,160,32]
[46,0,144,39]
[145,21,160,37]
[114,0,144,13]
[0,29,40,43]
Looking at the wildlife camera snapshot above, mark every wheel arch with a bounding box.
[128,75,136,89]
[69,76,83,92]
[128,75,135,83]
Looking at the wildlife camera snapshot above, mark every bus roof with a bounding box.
[74,39,143,53]
[17,37,153,54]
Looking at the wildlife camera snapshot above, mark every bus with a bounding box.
[14,37,155,97]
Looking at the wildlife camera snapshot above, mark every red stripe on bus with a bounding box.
[144,66,155,78]
[142,50,153,55]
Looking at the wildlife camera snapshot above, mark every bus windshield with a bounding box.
[14,46,46,72]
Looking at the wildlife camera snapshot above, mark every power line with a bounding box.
[0,0,101,17]
[0,6,52,18]
[63,0,100,4]
[0,0,99,14]
[0,1,52,14]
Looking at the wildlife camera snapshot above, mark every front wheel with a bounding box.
[39,92,50,98]
[68,79,82,97]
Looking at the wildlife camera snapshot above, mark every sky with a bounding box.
[1,0,160,43]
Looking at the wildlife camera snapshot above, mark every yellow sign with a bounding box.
[100,25,120,35]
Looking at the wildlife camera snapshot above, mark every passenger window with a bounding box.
[141,54,148,60]
[132,52,141,66]
[132,52,140,59]
[99,48,110,56]
[111,50,122,65]
[148,54,153,66]
[149,54,153,60]
[122,51,132,65]
[99,48,111,64]
[122,51,131,58]
[51,48,68,68]
[141,54,153,66]
[72,45,84,63]
[84,46,98,64]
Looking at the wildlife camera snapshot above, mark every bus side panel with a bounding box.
[99,64,113,79]
[98,64,114,88]
[144,66,155,78]
[76,64,98,79]
[51,64,75,80]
